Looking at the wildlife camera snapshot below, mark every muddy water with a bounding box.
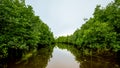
[4,44,120,68]
[46,47,79,68]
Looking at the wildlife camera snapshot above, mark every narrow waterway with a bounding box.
[46,47,79,68]
[3,44,120,68]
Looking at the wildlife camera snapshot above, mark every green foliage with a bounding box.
[0,0,54,59]
[57,0,120,57]
[38,23,54,45]
[56,36,67,43]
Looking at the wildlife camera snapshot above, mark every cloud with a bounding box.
[26,0,113,37]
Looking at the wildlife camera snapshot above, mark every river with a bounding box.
[46,47,79,68]
[3,44,120,68]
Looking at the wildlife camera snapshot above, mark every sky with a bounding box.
[25,0,113,37]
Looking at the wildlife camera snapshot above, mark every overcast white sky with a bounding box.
[25,0,113,37]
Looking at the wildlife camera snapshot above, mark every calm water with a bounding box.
[2,44,120,68]
[46,47,79,68]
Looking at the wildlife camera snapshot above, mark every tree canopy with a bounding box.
[0,0,54,59]
[57,0,120,57]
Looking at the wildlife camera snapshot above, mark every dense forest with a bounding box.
[57,0,120,58]
[1,0,120,67]
[0,0,54,61]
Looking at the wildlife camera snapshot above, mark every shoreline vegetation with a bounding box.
[0,0,54,64]
[0,0,120,67]
[56,0,120,59]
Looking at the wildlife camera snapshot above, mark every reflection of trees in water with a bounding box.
[0,58,8,68]
[79,58,119,68]
[7,45,54,68]
[57,43,120,68]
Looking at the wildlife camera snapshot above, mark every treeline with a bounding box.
[0,0,54,60]
[57,0,120,57]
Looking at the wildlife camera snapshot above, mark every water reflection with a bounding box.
[80,59,119,68]
[0,44,120,68]
[57,43,120,68]
[46,47,79,68]
[7,45,54,68]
